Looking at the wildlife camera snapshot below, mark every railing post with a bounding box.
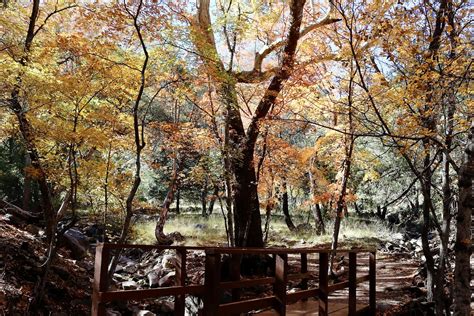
[203,249,221,316]
[318,252,329,316]
[174,248,186,316]
[274,253,288,315]
[300,253,308,294]
[92,243,110,316]
[369,251,376,315]
[230,254,242,302]
[348,252,357,315]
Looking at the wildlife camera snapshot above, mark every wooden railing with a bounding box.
[92,244,376,316]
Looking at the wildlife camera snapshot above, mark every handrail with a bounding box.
[92,243,376,316]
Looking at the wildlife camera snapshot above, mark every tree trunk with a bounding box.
[23,153,32,212]
[155,158,179,244]
[421,139,436,302]
[175,187,180,214]
[309,162,325,234]
[194,0,309,247]
[281,180,296,231]
[207,185,218,215]
[201,178,208,217]
[453,122,473,315]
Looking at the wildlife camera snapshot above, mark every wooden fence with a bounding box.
[92,244,376,316]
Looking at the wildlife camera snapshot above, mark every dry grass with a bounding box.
[131,213,393,248]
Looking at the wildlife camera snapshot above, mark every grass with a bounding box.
[131,212,394,248]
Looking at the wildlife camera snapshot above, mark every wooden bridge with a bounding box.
[92,244,376,315]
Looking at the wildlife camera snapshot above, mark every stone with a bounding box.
[25,224,40,235]
[147,269,162,288]
[158,271,175,287]
[135,310,156,316]
[121,280,138,290]
[106,309,122,316]
[63,228,89,259]
[158,300,174,313]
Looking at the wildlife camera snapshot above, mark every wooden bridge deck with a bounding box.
[256,299,368,315]
[92,244,376,316]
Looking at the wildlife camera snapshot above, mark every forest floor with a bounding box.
[0,213,441,315]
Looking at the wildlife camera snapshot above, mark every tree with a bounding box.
[191,0,338,246]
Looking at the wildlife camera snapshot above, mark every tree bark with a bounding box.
[155,158,179,244]
[281,179,296,231]
[453,122,473,315]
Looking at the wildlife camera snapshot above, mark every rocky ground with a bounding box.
[0,212,450,315]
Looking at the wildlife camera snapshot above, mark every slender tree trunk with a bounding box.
[453,122,473,315]
[330,64,355,273]
[108,2,148,280]
[201,178,208,217]
[309,161,325,234]
[175,187,180,215]
[207,185,218,215]
[155,158,179,244]
[421,139,436,302]
[281,179,296,231]
[23,153,32,212]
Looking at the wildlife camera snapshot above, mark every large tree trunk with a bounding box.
[453,122,473,315]
[194,0,310,247]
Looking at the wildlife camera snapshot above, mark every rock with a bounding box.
[106,309,122,316]
[194,223,207,230]
[63,228,89,259]
[158,271,175,287]
[158,300,174,313]
[135,310,156,316]
[185,296,201,315]
[83,224,104,242]
[25,224,40,235]
[121,280,138,290]
[147,269,162,288]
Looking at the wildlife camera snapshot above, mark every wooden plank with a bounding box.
[287,288,320,304]
[92,244,109,316]
[203,251,221,316]
[220,277,275,290]
[218,296,277,314]
[100,243,376,255]
[327,276,369,293]
[230,254,242,302]
[274,253,288,315]
[319,252,329,316]
[287,272,311,281]
[348,252,357,315]
[300,253,308,294]
[99,285,205,302]
[369,252,376,315]
[174,248,186,316]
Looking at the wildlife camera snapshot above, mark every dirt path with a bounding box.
[254,250,423,315]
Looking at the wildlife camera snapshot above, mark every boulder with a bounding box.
[158,271,175,287]
[63,228,89,259]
